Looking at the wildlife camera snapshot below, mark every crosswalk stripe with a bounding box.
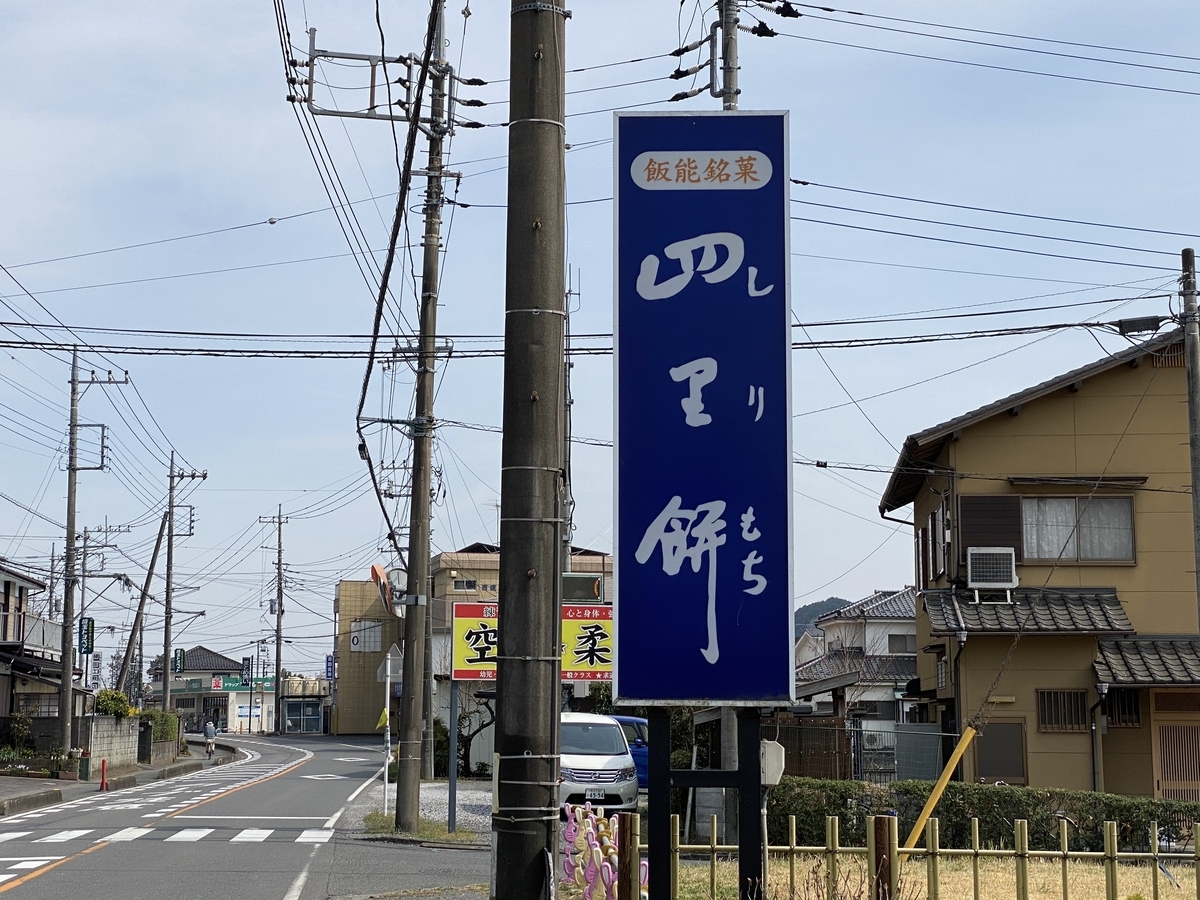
[231,829,273,843]
[104,828,153,842]
[165,829,213,842]
[7,861,46,870]
[0,875,14,884]
[295,829,333,844]
[0,834,31,843]
[34,830,92,843]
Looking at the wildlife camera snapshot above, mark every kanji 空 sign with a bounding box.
[451,602,612,683]
[614,111,794,705]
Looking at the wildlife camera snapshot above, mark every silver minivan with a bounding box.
[559,712,639,812]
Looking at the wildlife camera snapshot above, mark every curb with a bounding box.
[0,789,62,817]
[356,834,488,851]
[104,774,137,792]
[156,761,204,780]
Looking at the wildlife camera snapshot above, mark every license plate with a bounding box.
[585,788,605,800]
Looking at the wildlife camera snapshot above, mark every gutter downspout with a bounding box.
[951,589,968,781]
[1090,682,1109,792]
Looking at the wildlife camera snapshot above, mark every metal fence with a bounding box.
[651,814,1200,900]
[771,721,949,784]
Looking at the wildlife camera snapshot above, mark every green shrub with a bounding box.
[94,689,131,719]
[765,776,1200,852]
[138,710,179,742]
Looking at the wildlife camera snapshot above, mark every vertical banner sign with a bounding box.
[172,648,186,674]
[91,652,102,688]
[614,112,794,704]
[78,617,94,655]
[241,656,253,687]
[325,654,335,681]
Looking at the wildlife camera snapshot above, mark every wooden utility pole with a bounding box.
[395,0,448,831]
[493,2,567,897]
[1182,248,1200,626]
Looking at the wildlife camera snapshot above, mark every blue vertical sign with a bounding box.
[325,654,335,681]
[614,112,793,704]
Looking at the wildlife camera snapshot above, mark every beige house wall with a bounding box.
[957,636,1098,789]
[332,580,403,735]
[1102,688,1153,797]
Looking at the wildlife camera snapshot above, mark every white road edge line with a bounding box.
[283,844,320,900]
[323,765,385,830]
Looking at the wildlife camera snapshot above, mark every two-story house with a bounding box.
[879,330,1200,797]
[795,587,918,722]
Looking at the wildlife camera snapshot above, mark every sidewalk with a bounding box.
[0,737,237,817]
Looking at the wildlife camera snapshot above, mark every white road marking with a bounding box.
[283,845,320,900]
[324,764,386,829]
[300,774,346,780]
[165,829,213,842]
[175,815,325,820]
[231,829,273,842]
[295,829,333,843]
[102,828,154,842]
[7,861,46,870]
[334,757,370,762]
[0,876,13,884]
[34,830,92,843]
[0,834,31,843]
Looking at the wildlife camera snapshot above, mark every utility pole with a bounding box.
[1182,248,1200,627]
[162,452,206,712]
[117,511,167,699]
[493,1,567,897]
[395,0,448,830]
[58,352,125,752]
[58,349,80,755]
[259,507,288,734]
[719,0,739,110]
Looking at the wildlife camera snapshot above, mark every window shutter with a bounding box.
[959,495,1023,563]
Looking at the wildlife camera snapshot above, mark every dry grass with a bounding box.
[666,852,1197,900]
[362,809,477,842]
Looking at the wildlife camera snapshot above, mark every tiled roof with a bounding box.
[183,646,243,673]
[795,648,916,685]
[816,587,916,624]
[1095,639,1200,686]
[880,329,1182,513]
[924,589,1133,636]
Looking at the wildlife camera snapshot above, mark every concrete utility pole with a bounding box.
[493,1,567,897]
[162,453,206,713]
[59,352,126,751]
[58,349,80,754]
[117,511,167,700]
[396,0,449,830]
[260,506,288,734]
[1182,248,1200,626]
[719,0,739,110]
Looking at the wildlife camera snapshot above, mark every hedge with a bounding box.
[138,710,179,743]
[765,776,1200,852]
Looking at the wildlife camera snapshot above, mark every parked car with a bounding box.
[559,712,639,813]
[610,715,648,789]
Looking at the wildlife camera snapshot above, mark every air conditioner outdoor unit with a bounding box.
[966,547,1018,590]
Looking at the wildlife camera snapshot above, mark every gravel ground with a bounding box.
[341,777,493,839]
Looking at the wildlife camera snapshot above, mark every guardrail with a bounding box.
[648,814,1200,900]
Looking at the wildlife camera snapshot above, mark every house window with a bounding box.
[1108,688,1141,727]
[1037,689,1089,732]
[931,502,947,577]
[1021,496,1133,562]
[15,694,57,717]
[453,579,478,592]
[888,633,916,654]
[959,495,1022,563]
[174,697,196,709]
[349,619,381,653]
[975,719,1027,784]
[936,658,947,689]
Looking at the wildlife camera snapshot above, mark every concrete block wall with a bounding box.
[79,715,140,777]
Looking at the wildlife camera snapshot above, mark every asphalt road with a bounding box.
[0,736,490,900]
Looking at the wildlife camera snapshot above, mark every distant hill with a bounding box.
[794,597,848,628]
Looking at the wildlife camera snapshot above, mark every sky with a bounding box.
[2,1,1199,678]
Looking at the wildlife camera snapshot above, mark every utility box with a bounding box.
[761,740,785,786]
